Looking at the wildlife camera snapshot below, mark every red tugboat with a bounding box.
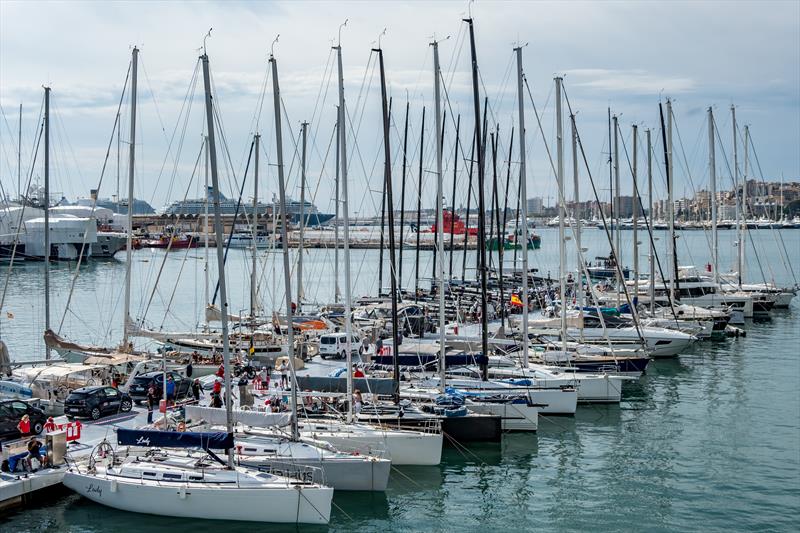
[431,209,479,236]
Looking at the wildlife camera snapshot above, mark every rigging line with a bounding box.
[51,100,88,194]
[55,62,132,332]
[139,56,173,148]
[209,70,245,205]
[308,48,336,139]
[152,59,201,206]
[158,230,197,331]
[0,104,26,182]
[614,118,680,322]
[251,59,271,135]
[745,130,796,284]
[139,141,205,325]
[667,111,715,270]
[210,138,256,306]
[0,102,45,328]
[551,83,645,341]
[732,122,781,286]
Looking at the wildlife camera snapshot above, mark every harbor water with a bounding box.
[1,227,798,531]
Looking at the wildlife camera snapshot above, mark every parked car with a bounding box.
[64,386,133,420]
[128,371,190,404]
[0,399,47,440]
[318,332,362,359]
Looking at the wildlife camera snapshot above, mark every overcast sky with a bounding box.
[1,0,798,216]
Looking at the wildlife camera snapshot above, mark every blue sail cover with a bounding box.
[117,428,234,450]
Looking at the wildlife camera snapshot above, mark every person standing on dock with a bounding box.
[146,385,157,424]
[16,414,31,437]
[191,379,203,404]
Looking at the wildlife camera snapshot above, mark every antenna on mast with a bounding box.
[203,28,213,55]
[270,34,280,58]
[337,19,348,47]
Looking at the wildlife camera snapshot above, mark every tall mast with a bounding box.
[201,51,234,460]
[448,115,460,280]
[271,53,299,440]
[742,124,749,285]
[732,105,742,288]
[647,129,655,314]
[204,135,210,328]
[708,108,718,286]
[116,112,121,213]
[432,40,446,392]
[378,141,386,296]
[464,17,488,380]
[666,99,676,302]
[571,114,583,324]
[251,134,260,318]
[334,41,355,422]
[414,107,425,301]
[608,108,614,247]
[555,77,567,354]
[461,131,475,282]
[122,47,138,348]
[334,110,340,303]
[298,121,308,312]
[612,114,621,306]
[432,109,445,290]
[44,87,51,360]
[399,101,409,290]
[375,47,400,403]
[515,46,530,367]
[632,124,639,303]
[18,104,22,199]
[490,132,504,326]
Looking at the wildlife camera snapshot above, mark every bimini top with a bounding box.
[117,428,234,450]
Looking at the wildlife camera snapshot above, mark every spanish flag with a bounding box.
[510,294,523,307]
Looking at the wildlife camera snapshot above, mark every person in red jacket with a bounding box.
[44,417,57,433]
[16,414,31,436]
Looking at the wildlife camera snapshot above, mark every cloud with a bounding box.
[566,69,696,94]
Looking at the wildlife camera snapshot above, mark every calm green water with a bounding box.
[1,228,799,531]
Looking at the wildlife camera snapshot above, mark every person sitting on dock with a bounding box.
[353,389,363,415]
[26,437,49,471]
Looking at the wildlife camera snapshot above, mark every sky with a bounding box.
[1,0,798,217]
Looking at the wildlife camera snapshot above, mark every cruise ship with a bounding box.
[163,188,334,226]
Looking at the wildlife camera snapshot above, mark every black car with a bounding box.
[0,399,47,440]
[128,371,190,404]
[64,386,133,420]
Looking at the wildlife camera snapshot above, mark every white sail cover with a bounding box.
[184,405,291,428]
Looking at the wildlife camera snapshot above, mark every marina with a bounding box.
[1,2,799,532]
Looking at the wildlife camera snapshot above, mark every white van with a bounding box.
[318,332,362,359]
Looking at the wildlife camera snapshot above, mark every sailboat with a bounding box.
[63,45,333,524]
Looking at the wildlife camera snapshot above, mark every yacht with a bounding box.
[63,429,333,524]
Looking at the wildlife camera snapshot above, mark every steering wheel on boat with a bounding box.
[88,440,117,471]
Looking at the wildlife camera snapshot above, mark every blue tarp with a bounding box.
[117,429,234,450]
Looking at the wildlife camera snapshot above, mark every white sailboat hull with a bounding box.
[300,423,443,466]
[63,470,332,524]
[238,454,391,491]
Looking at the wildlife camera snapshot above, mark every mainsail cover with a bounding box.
[117,428,234,449]
[184,405,291,428]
